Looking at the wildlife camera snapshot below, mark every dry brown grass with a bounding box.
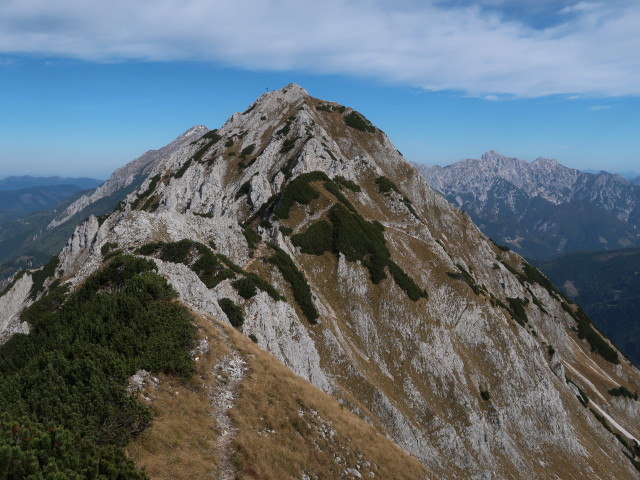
[126,315,228,479]
[221,322,430,480]
[127,308,428,480]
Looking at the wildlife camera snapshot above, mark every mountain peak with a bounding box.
[4,86,640,479]
[532,156,560,168]
[479,150,517,164]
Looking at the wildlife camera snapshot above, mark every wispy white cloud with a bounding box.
[589,105,613,110]
[0,0,638,97]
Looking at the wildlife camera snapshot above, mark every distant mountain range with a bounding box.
[0,184,86,224]
[415,151,640,261]
[0,175,103,191]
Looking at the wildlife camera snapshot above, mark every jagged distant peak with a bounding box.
[479,150,514,162]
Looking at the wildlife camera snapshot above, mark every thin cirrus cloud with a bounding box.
[0,0,638,98]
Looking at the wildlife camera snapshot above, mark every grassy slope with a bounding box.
[127,312,429,480]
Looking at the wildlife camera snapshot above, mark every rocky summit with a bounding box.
[1,84,640,479]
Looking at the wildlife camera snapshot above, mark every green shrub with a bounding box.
[101,242,118,256]
[193,212,213,219]
[343,111,376,133]
[240,143,256,159]
[29,255,59,300]
[218,298,245,328]
[280,137,299,154]
[375,176,400,194]
[273,171,329,219]
[324,180,356,212]
[480,390,491,401]
[0,415,147,479]
[279,225,293,236]
[506,297,529,327]
[388,261,427,301]
[288,202,426,300]
[291,220,333,255]
[132,174,162,209]
[242,226,261,251]
[233,277,258,299]
[202,129,221,141]
[236,180,252,200]
[174,158,192,179]
[561,302,619,364]
[0,254,195,477]
[329,204,389,284]
[334,175,361,192]
[608,385,638,400]
[267,245,318,324]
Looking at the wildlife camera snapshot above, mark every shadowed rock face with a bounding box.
[3,84,640,479]
[415,152,640,261]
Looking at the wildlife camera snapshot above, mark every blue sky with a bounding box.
[1,0,639,179]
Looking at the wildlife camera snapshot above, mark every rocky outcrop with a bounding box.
[3,85,640,479]
[0,272,32,344]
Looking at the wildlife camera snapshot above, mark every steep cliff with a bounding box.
[2,85,639,479]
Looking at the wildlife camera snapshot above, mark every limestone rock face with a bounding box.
[2,84,640,479]
[47,125,209,230]
[0,272,32,344]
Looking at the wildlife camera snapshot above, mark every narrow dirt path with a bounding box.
[210,324,248,480]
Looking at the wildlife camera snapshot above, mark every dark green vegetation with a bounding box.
[291,203,427,301]
[267,245,318,324]
[538,247,640,366]
[138,239,231,289]
[291,221,333,255]
[190,130,222,165]
[315,103,345,114]
[131,174,161,210]
[561,303,619,364]
[343,111,375,133]
[218,298,245,328]
[608,385,638,400]
[375,176,400,194]
[138,240,281,301]
[273,171,329,219]
[28,255,59,300]
[333,176,361,193]
[0,255,196,478]
[242,225,261,251]
[506,297,530,327]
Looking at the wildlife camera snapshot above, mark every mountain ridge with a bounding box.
[2,85,640,478]
[0,175,103,191]
[415,151,640,260]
